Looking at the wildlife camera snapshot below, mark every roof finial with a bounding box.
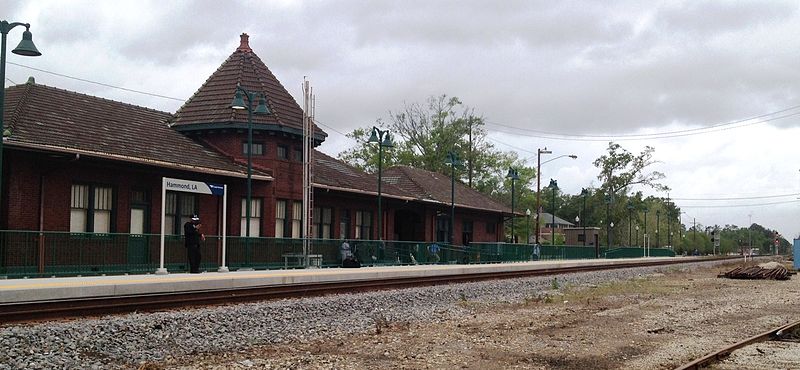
[237,33,251,52]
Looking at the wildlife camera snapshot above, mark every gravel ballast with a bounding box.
[0,259,792,369]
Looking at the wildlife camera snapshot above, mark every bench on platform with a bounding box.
[282,253,323,268]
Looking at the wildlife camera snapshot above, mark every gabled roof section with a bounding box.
[312,150,411,199]
[173,33,326,141]
[382,166,512,213]
[540,212,575,227]
[2,80,271,180]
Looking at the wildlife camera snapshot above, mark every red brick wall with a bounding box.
[4,147,505,244]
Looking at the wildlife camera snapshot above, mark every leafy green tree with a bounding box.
[593,142,669,194]
[338,95,526,196]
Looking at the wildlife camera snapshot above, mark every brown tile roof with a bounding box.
[312,150,411,199]
[382,166,512,213]
[173,33,326,140]
[2,80,270,180]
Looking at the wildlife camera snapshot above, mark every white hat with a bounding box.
[191,215,200,222]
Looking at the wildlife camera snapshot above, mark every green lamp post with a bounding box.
[368,127,393,243]
[231,84,271,267]
[549,179,558,245]
[445,151,461,244]
[0,21,41,218]
[506,167,519,243]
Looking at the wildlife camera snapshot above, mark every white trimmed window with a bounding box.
[275,200,287,237]
[165,191,197,235]
[313,207,333,239]
[355,211,372,240]
[240,198,262,237]
[70,184,114,233]
[291,201,302,238]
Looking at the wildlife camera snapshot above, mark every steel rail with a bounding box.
[0,257,738,324]
[675,319,800,370]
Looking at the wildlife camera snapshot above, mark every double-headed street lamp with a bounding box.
[506,167,520,243]
[549,179,558,245]
[446,151,461,244]
[368,127,393,241]
[231,84,271,266]
[0,21,41,215]
[534,149,576,244]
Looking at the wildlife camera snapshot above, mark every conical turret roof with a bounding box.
[173,33,325,141]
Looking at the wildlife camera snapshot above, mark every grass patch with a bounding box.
[561,276,680,304]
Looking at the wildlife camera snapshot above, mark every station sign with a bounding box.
[163,177,224,196]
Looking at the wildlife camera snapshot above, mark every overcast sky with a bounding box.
[5,0,800,240]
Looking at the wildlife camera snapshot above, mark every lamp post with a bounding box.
[535,148,551,244]
[506,167,520,243]
[549,179,558,245]
[534,150,577,244]
[580,188,588,247]
[604,194,613,247]
[610,221,615,247]
[231,84,271,267]
[643,207,648,244]
[656,209,661,248]
[0,21,40,218]
[446,151,461,244]
[635,225,639,247]
[368,127,393,242]
[627,201,634,247]
[525,208,531,244]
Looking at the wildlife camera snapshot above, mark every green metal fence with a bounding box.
[0,230,675,278]
[603,247,676,259]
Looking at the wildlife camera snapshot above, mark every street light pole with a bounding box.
[231,84,271,267]
[0,21,40,220]
[580,188,588,247]
[525,208,531,244]
[627,201,634,247]
[368,127,393,242]
[549,179,558,246]
[446,151,461,244]
[535,148,551,244]
[605,193,612,247]
[506,167,519,243]
[656,210,661,248]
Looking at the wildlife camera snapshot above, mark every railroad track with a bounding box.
[0,257,739,324]
[676,319,800,370]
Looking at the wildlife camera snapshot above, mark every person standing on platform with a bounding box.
[184,215,205,273]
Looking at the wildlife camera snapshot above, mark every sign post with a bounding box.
[156,177,228,275]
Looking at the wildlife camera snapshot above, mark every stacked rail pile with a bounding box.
[721,265,790,280]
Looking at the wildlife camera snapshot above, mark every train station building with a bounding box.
[0,34,513,275]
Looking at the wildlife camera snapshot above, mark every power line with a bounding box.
[673,193,800,201]
[678,199,800,208]
[485,109,800,141]
[7,61,185,101]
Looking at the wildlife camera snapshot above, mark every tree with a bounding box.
[338,94,531,197]
[593,142,669,195]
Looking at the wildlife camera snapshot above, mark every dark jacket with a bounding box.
[184,222,202,247]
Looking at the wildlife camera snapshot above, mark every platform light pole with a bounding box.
[525,208,531,244]
[368,127,393,242]
[0,21,40,218]
[580,188,588,247]
[627,201,634,247]
[506,167,519,243]
[549,179,558,245]
[656,209,661,248]
[535,148,551,244]
[231,84,271,267]
[605,193,613,247]
[446,151,461,244]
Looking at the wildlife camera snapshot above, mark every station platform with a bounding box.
[0,257,698,305]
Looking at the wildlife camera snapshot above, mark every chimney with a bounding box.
[237,33,251,52]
